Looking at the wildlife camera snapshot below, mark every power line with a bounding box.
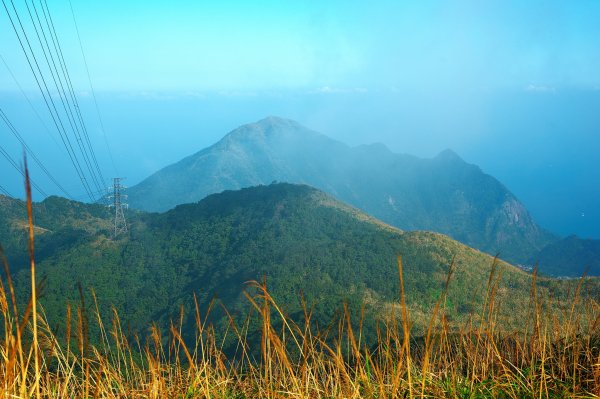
[0,183,13,197]
[0,144,48,197]
[71,188,109,202]
[67,0,118,177]
[108,178,128,239]
[2,0,96,201]
[0,53,64,153]
[0,183,26,210]
[35,0,107,192]
[0,106,73,198]
[2,0,95,199]
[22,0,105,195]
[2,1,113,203]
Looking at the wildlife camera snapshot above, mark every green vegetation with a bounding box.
[0,182,598,397]
[127,117,557,265]
[1,240,598,398]
[2,184,597,351]
[0,194,111,272]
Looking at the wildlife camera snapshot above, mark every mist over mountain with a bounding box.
[530,235,600,277]
[128,117,556,265]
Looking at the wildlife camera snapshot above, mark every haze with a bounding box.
[1,0,599,238]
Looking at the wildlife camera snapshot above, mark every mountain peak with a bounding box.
[220,116,310,143]
[217,117,334,150]
[244,116,307,135]
[254,116,300,128]
[435,148,463,162]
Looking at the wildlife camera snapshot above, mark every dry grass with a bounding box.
[0,163,598,398]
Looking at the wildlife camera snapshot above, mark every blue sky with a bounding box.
[2,0,600,92]
[1,0,599,238]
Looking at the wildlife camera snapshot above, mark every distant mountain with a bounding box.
[6,184,593,348]
[128,117,556,264]
[531,235,600,277]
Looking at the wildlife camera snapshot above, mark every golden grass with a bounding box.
[0,163,598,398]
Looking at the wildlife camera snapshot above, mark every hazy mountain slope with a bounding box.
[128,117,556,264]
[6,184,595,349]
[531,235,600,277]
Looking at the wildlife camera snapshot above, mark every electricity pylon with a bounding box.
[108,177,128,239]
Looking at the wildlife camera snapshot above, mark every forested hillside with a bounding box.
[2,185,595,350]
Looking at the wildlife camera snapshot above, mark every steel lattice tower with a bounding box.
[108,177,128,238]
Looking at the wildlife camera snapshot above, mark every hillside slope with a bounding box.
[4,184,593,347]
[0,194,111,270]
[127,117,556,264]
[531,235,600,277]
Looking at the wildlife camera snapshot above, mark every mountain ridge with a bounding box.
[7,183,594,348]
[529,235,600,277]
[127,117,556,264]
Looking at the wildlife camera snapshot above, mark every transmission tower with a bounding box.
[108,177,128,239]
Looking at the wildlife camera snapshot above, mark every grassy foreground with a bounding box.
[0,167,598,398]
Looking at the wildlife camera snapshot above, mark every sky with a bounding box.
[1,0,599,238]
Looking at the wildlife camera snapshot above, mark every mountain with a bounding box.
[0,194,111,271]
[127,116,556,264]
[4,184,596,349]
[531,235,600,277]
